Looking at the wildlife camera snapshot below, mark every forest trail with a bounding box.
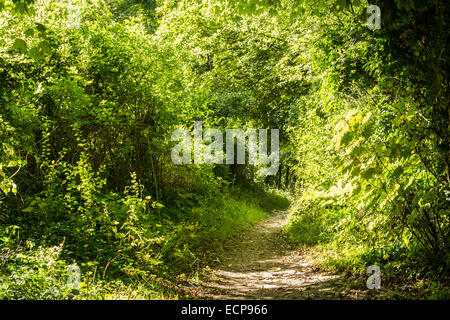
[189,210,357,300]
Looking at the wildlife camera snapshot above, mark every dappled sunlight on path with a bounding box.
[192,211,351,299]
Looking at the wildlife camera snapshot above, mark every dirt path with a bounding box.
[189,210,359,300]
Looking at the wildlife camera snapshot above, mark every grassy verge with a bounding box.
[0,187,280,299]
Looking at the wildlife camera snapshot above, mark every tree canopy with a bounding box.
[0,0,448,299]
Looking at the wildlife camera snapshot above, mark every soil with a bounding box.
[186,210,368,299]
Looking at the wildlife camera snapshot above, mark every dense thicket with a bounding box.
[0,0,448,299]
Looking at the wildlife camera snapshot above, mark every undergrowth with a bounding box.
[0,186,276,300]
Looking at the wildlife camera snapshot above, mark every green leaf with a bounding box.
[28,46,44,60]
[335,0,347,11]
[392,166,403,179]
[10,38,28,53]
[38,40,52,55]
[13,2,27,14]
[351,166,361,177]
[361,167,377,180]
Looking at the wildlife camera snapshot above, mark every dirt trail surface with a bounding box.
[189,210,360,299]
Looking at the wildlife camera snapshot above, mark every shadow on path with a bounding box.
[191,210,360,299]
